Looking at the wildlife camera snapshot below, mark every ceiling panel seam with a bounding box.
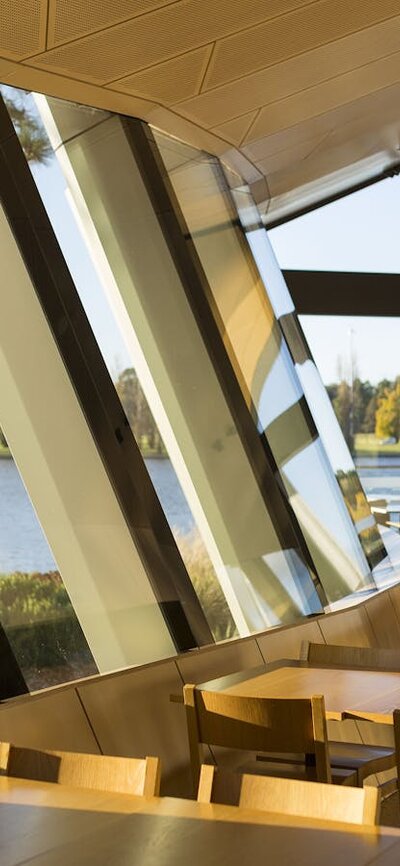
[44,0,51,51]
[104,42,215,89]
[238,108,262,146]
[198,42,216,94]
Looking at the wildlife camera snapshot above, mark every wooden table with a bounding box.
[2,776,400,866]
[196,660,400,724]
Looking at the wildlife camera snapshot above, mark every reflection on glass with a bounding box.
[0,428,97,690]
[3,87,238,642]
[154,130,379,601]
[234,184,387,576]
[297,314,400,579]
[24,90,325,631]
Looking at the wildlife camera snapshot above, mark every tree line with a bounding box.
[327,377,400,450]
[2,372,400,458]
[0,367,166,457]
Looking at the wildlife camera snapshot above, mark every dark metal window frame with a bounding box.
[283,270,400,318]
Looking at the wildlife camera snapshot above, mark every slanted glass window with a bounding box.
[2,85,237,644]
[20,90,325,632]
[153,130,383,602]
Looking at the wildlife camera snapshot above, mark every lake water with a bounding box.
[0,457,195,573]
[0,455,399,573]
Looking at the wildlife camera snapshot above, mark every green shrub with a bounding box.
[0,539,238,677]
[0,571,95,672]
[174,531,238,642]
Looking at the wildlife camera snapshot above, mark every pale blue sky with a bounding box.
[269,177,400,385]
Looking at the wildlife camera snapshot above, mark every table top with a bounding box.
[197,660,400,724]
[2,777,400,866]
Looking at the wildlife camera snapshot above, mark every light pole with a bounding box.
[349,327,355,449]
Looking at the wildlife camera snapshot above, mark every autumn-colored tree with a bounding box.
[375,380,400,441]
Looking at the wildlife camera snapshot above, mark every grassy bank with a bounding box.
[0,445,11,458]
[354,433,400,457]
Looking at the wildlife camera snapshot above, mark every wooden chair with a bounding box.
[197,764,380,826]
[0,742,160,797]
[300,642,398,784]
[183,684,358,793]
[300,641,400,671]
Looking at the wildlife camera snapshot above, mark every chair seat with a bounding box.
[329,741,395,783]
[255,742,396,786]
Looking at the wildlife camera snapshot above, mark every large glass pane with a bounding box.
[153,130,380,602]
[0,429,97,690]
[17,90,325,632]
[2,86,237,643]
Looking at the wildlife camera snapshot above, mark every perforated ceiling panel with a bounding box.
[254,133,326,177]
[212,111,259,146]
[178,14,400,130]
[33,0,313,83]
[48,0,173,48]
[247,49,400,142]
[205,0,400,89]
[116,45,212,104]
[0,0,47,58]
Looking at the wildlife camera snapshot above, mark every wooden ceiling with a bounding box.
[1,0,400,222]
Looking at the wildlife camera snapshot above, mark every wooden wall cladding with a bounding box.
[319,606,375,647]
[256,619,324,663]
[176,637,263,684]
[364,592,400,649]
[77,659,191,797]
[0,688,100,754]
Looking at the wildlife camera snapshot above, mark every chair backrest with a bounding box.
[0,742,160,797]
[183,684,331,790]
[197,765,380,826]
[300,642,400,671]
[240,773,380,826]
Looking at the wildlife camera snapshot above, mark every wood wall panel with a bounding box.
[0,688,100,754]
[388,583,400,630]
[176,638,263,685]
[77,660,191,796]
[319,606,375,647]
[364,593,400,649]
[327,718,364,745]
[256,620,324,663]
